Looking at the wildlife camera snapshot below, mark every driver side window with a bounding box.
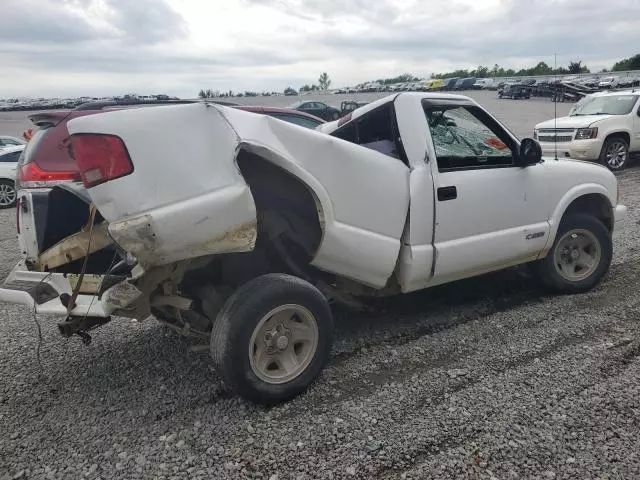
[425,105,515,172]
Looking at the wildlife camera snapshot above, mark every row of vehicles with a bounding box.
[334,77,490,94]
[0,94,178,112]
[497,75,640,104]
[0,93,628,404]
[334,74,640,96]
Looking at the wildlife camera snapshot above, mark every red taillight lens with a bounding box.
[70,134,133,188]
[18,162,80,187]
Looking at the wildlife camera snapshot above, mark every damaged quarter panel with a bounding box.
[66,104,257,267]
[220,106,411,288]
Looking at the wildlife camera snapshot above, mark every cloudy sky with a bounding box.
[1,0,639,98]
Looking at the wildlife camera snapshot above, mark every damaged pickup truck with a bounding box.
[0,93,627,403]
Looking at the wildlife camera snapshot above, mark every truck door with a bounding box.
[423,101,549,286]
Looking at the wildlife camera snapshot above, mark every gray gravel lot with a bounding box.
[1,96,640,480]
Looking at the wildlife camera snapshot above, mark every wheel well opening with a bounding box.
[563,194,613,232]
[605,132,630,145]
[235,149,324,255]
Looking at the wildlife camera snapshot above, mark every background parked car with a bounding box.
[339,101,369,117]
[293,101,341,121]
[0,136,26,150]
[441,77,460,91]
[498,83,531,99]
[425,79,445,90]
[0,145,23,208]
[453,77,477,90]
[598,76,620,89]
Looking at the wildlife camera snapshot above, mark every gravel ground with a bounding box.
[2,101,640,479]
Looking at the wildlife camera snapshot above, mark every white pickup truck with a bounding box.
[1,93,627,403]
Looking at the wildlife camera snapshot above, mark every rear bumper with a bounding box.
[0,262,111,317]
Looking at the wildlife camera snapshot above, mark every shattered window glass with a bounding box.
[426,106,514,171]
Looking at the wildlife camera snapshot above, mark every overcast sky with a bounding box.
[1,0,639,98]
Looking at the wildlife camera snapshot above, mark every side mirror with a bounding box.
[518,138,542,166]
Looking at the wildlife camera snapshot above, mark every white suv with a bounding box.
[534,90,640,170]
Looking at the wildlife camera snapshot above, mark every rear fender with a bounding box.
[66,103,258,267]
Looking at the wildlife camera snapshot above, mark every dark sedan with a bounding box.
[236,106,325,128]
[292,101,341,121]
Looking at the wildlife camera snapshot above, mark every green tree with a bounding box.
[612,53,640,71]
[474,65,489,77]
[568,61,589,74]
[318,72,332,90]
[198,89,217,98]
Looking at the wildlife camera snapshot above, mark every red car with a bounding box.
[17,100,325,192]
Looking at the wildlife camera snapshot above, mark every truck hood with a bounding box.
[536,114,614,130]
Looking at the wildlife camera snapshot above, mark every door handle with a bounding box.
[437,186,457,201]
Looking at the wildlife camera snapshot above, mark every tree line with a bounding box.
[429,53,640,79]
[199,72,332,98]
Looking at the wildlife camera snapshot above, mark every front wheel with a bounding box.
[532,214,612,294]
[210,274,334,404]
[0,180,16,209]
[600,136,629,171]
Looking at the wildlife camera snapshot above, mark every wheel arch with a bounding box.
[234,143,331,255]
[603,130,630,146]
[542,186,614,258]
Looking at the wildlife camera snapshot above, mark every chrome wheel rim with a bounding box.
[249,304,318,384]
[554,229,601,282]
[0,183,16,206]
[606,141,627,169]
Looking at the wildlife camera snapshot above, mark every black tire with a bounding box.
[599,135,629,171]
[532,214,612,294]
[0,179,16,209]
[210,273,333,404]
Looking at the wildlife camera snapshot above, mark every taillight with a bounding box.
[70,134,133,188]
[18,162,80,188]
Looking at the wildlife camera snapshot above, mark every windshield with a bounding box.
[570,95,638,116]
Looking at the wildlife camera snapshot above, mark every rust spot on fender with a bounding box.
[108,215,156,262]
[203,220,257,253]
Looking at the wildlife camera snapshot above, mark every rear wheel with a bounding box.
[600,136,629,171]
[0,180,16,209]
[532,214,612,294]
[210,273,333,404]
